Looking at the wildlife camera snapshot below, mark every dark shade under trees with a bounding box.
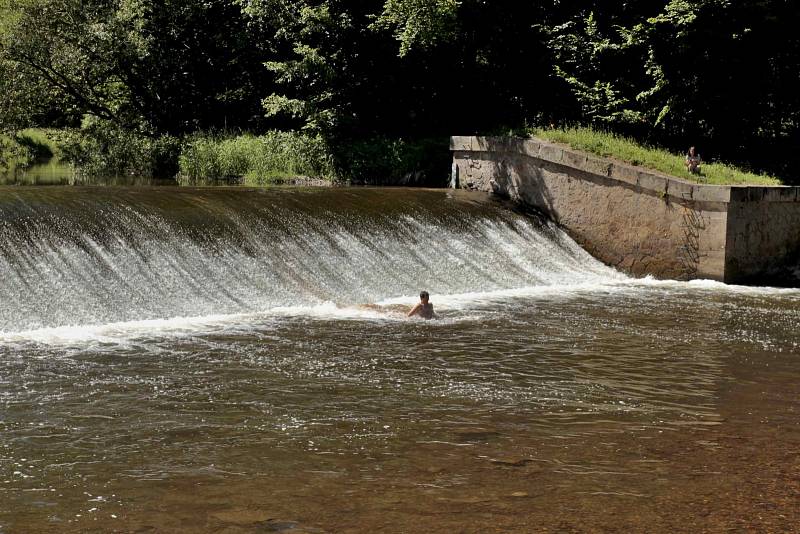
[1,0,798,183]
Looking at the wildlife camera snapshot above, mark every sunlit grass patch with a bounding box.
[1,128,61,173]
[529,126,782,186]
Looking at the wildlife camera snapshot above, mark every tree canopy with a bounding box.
[1,0,798,180]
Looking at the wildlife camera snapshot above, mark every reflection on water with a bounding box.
[0,187,799,532]
[0,158,76,185]
[0,161,180,186]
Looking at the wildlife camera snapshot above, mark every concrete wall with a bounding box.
[451,136,800,286]
[726,188,800,285]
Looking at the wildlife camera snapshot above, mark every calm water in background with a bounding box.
[0,187,798,532]
[1,159,77,186]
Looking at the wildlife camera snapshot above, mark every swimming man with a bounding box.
[407,290,436,319]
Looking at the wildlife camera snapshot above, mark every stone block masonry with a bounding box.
[451,136,800,286]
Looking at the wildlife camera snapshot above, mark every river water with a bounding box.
[1,187,798,533]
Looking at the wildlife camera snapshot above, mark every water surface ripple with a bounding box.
[1,187,799,532]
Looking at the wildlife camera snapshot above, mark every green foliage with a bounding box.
[177,132,449,185]
[0,128,75,183]
[54,120,181,178]
[373,0,460,57]
[1,0,798,183]
[246,1,366,135]
[0,0,271,135]
[0,129,59,172]
[333,137,449,185]
[0,134,31,172]
[531,126,781,186]
[176,136,223,183]
[541,12,644,126]
[241,0,561,142]
[15,129,55,160]
[0,0,139,127]
[541,1,800,181]
[178,131,335,185]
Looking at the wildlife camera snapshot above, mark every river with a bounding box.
[1,187,798,532]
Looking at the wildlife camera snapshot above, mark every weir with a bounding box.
[451,136,800,286]
[2,185,799,533]
[0,186,621,334]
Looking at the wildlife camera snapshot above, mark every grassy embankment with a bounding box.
[18,126,776,187]
[530,127,782,186]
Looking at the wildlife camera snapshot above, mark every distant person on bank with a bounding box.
[408,291,436,319]
[686,146,702,174]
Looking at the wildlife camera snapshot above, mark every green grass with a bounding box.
[178,132,450,186]
[1,128,66,177]
[5,127,448,185]
[17,128,58,160]
[529,126,782,186]
[178,132,336,185]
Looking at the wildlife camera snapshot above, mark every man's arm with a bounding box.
[407,303,421,317]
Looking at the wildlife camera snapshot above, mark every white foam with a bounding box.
[0,312,260,345]
[270,301,405,321]
[2,276,797,347]
[629,276,800,296]
[0,301,411,346]
[377,278,712,309]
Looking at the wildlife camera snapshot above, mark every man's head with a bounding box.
[420,290,429,302]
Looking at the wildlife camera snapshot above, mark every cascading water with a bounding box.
[0,187,622,335]
[2,186,799,533]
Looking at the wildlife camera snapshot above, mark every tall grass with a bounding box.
[529,126,782,186]
[178,131,335,185]
[6,127,448,185]
[178,132,450,186]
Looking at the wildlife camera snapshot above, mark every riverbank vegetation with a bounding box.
[177,133,447,185]
[1,128,60,171]
[178,132,334,185]
[1,1,798,185]
[531,127,781,186]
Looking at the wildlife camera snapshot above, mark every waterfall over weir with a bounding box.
[3,186,800,533]
[0,187,622,334]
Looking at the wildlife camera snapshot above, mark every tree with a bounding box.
[242,0,562,138]
[372,0,459,57]
[542,0,800,177]
[0,0,272,135]
[639,0,800,175]
[0,0,133,128]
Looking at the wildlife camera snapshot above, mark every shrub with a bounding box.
[54,119,181,179]
[333,136,449,185]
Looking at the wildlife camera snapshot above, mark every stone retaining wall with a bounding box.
[451,136,800,285]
